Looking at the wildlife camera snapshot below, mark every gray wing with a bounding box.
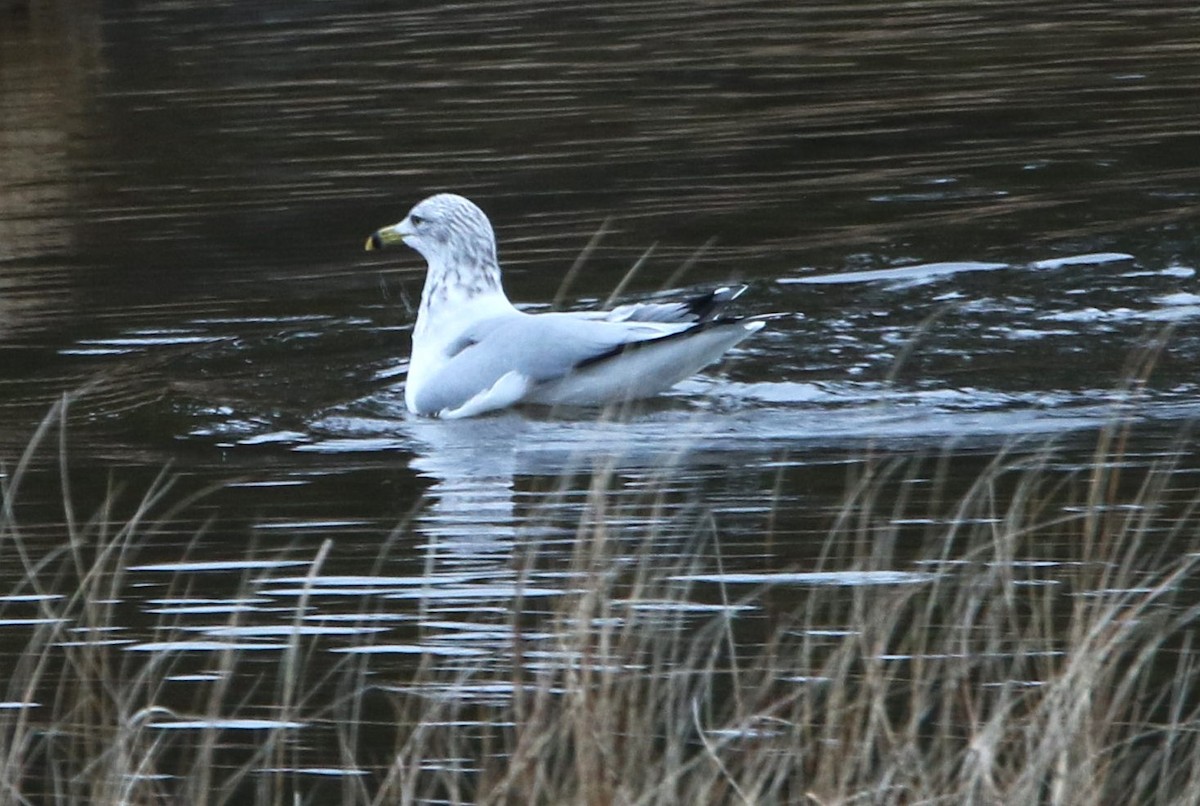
[410,313,686,416]
[568,285,748,324]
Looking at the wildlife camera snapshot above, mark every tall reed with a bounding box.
[2,394,1199,804]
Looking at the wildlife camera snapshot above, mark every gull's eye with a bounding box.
[410,214,425,227]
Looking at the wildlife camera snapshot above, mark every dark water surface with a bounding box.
[3,0,1200,798]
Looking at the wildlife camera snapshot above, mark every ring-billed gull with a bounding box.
[365,193,765,418]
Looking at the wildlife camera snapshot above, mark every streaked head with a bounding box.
[365,193,498,270]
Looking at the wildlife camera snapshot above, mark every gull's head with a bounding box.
[365,193,498,271]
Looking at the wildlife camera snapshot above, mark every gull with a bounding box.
[365,193,765,419]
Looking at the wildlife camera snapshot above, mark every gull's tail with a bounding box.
[526,316,764,407]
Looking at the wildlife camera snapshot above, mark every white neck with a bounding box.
[415,254,512,339]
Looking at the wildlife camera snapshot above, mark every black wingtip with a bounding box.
[686,284,750,321]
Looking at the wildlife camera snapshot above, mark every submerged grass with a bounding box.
[1,392,1200,804]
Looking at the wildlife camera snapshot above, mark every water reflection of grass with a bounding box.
[3,398,1200,804]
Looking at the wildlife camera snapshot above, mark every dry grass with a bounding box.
[2,393,1200,805]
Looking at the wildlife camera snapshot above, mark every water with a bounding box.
[3,0,1200,800]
